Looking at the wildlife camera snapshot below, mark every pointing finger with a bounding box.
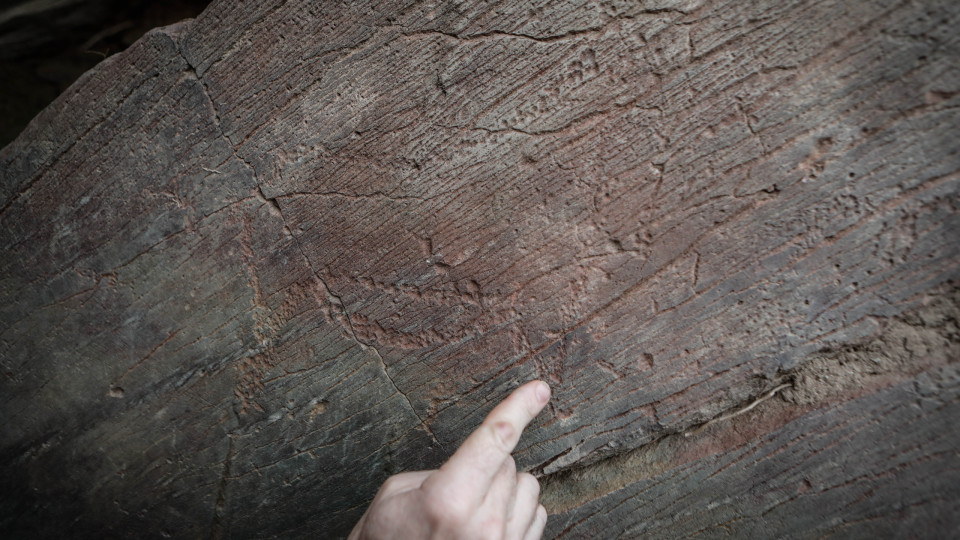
[426,380,550,501]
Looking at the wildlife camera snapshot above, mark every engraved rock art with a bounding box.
[1,0,958,537]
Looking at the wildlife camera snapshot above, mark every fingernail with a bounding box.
[535,381,550,403]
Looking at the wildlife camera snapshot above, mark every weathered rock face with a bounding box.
[0,0,211,147]
[1,0,958,538]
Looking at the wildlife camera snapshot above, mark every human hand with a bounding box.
[348,380,552,540]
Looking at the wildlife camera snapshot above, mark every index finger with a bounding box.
[430,380,550,496]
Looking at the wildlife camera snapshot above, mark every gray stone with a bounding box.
[1,0,958,537]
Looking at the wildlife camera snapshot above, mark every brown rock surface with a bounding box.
[1,0,958,537]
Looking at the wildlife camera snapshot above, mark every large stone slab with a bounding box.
[1,0,958,537]
[543,291,960,537]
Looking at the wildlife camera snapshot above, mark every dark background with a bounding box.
[0,0,210,148]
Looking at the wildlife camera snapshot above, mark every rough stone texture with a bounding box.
[0,0,211,147]
[541,291,960,537]
[1,0,958,538]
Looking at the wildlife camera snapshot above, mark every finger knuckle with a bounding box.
[477,515,506,539]
[518,472,540,497]
[490,422,515,451]
[504,456,517,475]
[379,475,404,493]
[423,486,472,526]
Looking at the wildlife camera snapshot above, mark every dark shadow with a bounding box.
[0,0,211,148]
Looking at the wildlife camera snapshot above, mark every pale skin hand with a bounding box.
[348,380,552,540]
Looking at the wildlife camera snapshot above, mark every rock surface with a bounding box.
[1,0,958,538]
[0,0,211,147]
